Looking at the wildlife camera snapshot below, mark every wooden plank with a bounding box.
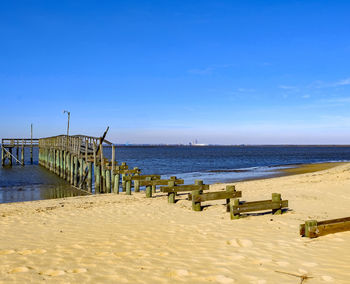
[231,200,288,214]
[123,174,160,181]
[190,191,242,202]
[160,184,209,193]
[300,217,350,238]
[139,179,184,186]
[315,220,350,237]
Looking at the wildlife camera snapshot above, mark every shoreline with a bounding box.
[1,162,349,282]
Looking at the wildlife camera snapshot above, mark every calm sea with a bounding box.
[1,146,350,204]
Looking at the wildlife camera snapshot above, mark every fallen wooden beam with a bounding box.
[300,217,350,238]
[123,174,161,181]
[230,193,288,219]
[190,185,240,212]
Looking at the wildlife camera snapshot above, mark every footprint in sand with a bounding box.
[215,275,235,283]
[67,268,87,273]
[0,249,15,255]
[275,261,290,267]
[33,249,47,254]
[227,239,253,248]
[8,267,30,273]
[321,275,334,282]
[17,249,33,255]
[39,269,65,276]
[302,262,318,267]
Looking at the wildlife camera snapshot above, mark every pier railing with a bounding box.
[39,135,112,157]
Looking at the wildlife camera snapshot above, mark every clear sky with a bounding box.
[1,1,350,144]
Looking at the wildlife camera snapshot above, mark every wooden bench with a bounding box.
[160,179,209,203]
[139,177,184,198]
[300,217,350,238]
[188,185,241,211]
[230,193,288,219]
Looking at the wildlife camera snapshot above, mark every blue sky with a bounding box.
[1,1,350,144]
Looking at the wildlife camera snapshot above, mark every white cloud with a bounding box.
[334,77,350,86]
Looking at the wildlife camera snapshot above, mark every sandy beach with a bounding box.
[0,163,349,283]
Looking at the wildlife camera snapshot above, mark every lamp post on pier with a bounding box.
[63,110,70,148]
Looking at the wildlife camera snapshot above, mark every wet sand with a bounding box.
[0,163,349,283]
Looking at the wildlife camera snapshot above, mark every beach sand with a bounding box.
[0,163,349,283]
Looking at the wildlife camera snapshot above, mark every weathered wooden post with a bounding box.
[9,147,12,166]
[113,168,120,194]
[100,144,104,193]
[168,180,176,203]
[126,178,131,195]
[230,199,240,219]
[79,158,83,188]
[16,141,19,164]
[30,124,33,164]
[106,169,111,193]
[225,185,235,212]
[304,220,318,238]
[272,193,282,215]
[1,146,5,166]
[145,177,152,198]
[121,162,127,192]
[70,154,74,185]
[74,156,78,187]
[95,165,101,193]
[111,145,115,189]
[192,179,203,211]
[134,167,140,192]
[60,151,64,178]
[87,162,92,192]
[21,140,24,165]
[66,153,70,182]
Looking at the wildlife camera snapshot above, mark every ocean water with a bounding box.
[1,145,350,204]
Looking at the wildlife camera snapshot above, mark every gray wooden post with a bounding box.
[113,172,120,194]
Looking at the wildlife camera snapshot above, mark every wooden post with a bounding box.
[74,156,78,187]
[95,165,101,193]
[113,171,120,194]
[106,169,111,193]
[60,151,64,178]
[1,146,4,166]
[70,154,74,185]
[230,199,240,219]
[272,193,282,215]
[121,162,126,192]
[100,144,104,193]
[16,142,19,164]
[87,162,92,192]
[111,145,115,189]
[9,148,12,166]
[79,158,83,188]
[21,140,24,165]
[126,179,131,195]
[168,180,175,203]
[66,153,70,182]
[145,177,152,198]
[305,220,318,238]
[134,167,140,192]
[30,123,33,164]
[192,179,203,211]
[225,185,235,212]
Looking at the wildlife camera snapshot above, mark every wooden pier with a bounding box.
[38,133,115,194]
[1,138,39,166]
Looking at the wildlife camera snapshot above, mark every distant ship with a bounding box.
[189,139,208,146]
